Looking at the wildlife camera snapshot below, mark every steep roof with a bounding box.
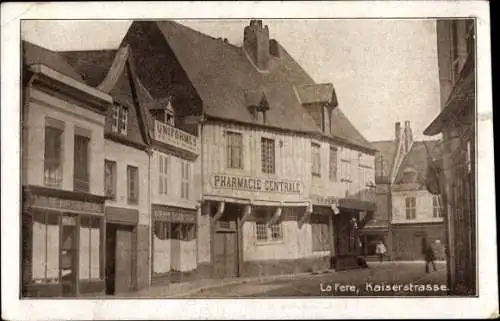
[393,140,442,185]
[60,49,117,87]
[372,140,397,176]
[151,20,373,151]
[23,41,84,82]
[61,46,153,148]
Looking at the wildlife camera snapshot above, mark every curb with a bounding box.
[164,271,323,298]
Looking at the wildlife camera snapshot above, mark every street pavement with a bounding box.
[184,261,447,298]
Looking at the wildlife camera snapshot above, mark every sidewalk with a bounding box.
[118,271,319,298]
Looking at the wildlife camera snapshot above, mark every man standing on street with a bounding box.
[375,240,387,263]
[423,238,438,273]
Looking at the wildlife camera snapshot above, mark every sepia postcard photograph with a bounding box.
[1,1,497,320]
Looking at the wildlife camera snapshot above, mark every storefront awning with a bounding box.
[361,219,389,233]
[152,204,197,223]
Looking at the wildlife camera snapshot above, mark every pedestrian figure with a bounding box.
[375,240,386,263]
[422,238,437,273]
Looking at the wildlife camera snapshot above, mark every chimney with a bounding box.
[395,122,401,141]
[244,19,270,70]
[404,120,413,151]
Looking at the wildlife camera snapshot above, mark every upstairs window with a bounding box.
[112,104,128,135]
[159,155,169,196]
[44,118,64,188]
[311,143,321,177]
[165,110,175,126]
[405,197,416,220]
[261,137,275,174]
[104,160,117,200]
[127,165,139,204]
[375,154,385,177]
[73,132,90,193]
[226,131,243,169]
[181,161,190,200]
[329,145,338,181]
[433,195,443,218]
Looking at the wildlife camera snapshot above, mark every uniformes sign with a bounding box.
[212,174,303,194]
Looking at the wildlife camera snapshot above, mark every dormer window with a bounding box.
[254,109,266,124]
[112,104,128,135]
[244,89,269,124]
[165,110,175,126]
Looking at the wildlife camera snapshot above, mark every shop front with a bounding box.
[22,185,106,297]
[151,204,197,284]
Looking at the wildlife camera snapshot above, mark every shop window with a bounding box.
[79,216,103,281]
[154,221,171,240]
[74,133,90,192]
[405,197,416,219]
[311,142,321,178]
[154,221,196,241]
[181,161,190,200]
[329,145,338,181]
[311,216,329,251]
[433,195,443,218]
[226,131,243,169]
[261,137,275,174]
[104,160,117,200]
[255,210,283,242]
[31,212,60,284]
[44,119,64,188]
[127,165,139,204]
[112,104,128,135]
[159,155,169,196]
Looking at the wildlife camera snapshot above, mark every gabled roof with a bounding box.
[372,140,397,176]
[60,49,118,87]
[61,46,153,148]
[393,140,442,185]
[23,41,84,82]
[145,20,373,151]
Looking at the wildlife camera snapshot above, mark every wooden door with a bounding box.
[213,231,238,278]
[114,226,134,293]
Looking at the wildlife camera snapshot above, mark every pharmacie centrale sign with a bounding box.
[212,174,303,194]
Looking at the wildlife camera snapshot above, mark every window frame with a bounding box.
[73,134,90,193]
[433,195,443,218]
[329,145,338,182]
[43,122,64,189]
[405,196,417,220]
[104,159,117,200]
[180,161,190,200]
[311,142,321,178]
[225,131,244,169]
[78,215,104,281]
[112,104,128,135]
[254,210,283,243]
[127,165,139,205]
[261,137,276,174]
[158,154,169,196]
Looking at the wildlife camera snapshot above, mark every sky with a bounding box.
[21,19,441,142]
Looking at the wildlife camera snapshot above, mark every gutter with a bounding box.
[28,64,113,104]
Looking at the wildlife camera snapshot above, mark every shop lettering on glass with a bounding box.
[31,195,104,213]
[212,174,303,194]
[311,194,338,206]
[153,207,196,223]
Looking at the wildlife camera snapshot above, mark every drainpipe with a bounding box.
[147,147,153,287]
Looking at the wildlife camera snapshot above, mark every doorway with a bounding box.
[60,215,77,296]
[105,223,135,295]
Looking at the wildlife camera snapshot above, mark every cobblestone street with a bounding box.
[186,262,447,298]
[125,261,447,298]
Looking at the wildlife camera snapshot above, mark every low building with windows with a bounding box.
[61,45,153,294]
[364,121,445,261]
[121,19,376,277]
[21,41,112,297]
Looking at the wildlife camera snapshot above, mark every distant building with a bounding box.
[21,42,111,297]
[424,19,476,295]
[122,19,377,277]
[362,121,445,261]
